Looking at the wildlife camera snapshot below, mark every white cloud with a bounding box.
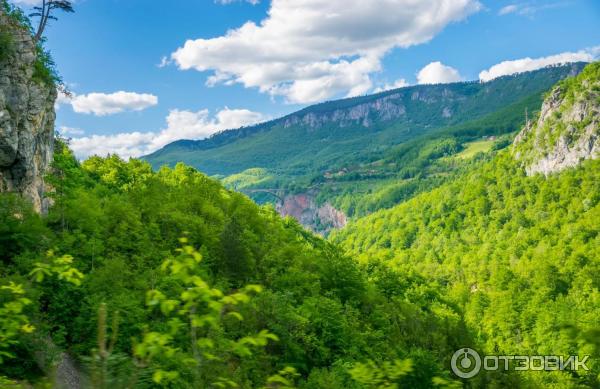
[70,132,156,160]
[479,48,598,82]
[171,0,481,103]
[68,107,266,159]
[416,61,463,84]
[70,91,158,116]
[373,78,409,93]
[59,126,85,136]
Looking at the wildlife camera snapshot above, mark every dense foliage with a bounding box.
[333,153,600,388]
[1,7,598,387]
[1,144,476,387]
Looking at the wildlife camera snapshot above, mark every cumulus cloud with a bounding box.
[171,0,481,103]
[417,61,463,84]
[479,48,598,82]
[373,78,409,93]
[69,91,158,116]
[68,107,266,159]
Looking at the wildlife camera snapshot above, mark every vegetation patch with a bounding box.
[455,139,495,159]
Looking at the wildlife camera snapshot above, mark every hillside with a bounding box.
[333,62,600,388]
[2,0,599,387]
[144,64,586,235]
[2,145,484,388]
[2,64,598,388]
[144,64,585,178]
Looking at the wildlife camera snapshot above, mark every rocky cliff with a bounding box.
[514,62,599,175]
[282,92,409,129]
[0,10,56,212]
[276,192,347,235]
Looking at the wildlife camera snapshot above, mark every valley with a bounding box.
[1,1,599,388]
[145,64,586,234]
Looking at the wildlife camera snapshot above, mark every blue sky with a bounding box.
[11,0,600,158]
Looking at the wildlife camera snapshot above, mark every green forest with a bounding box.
[1,1,599,388]
[2,144,476,388]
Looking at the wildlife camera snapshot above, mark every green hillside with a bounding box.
[2,64,597,388]
[2,143,489,388]
[332,62,600,388]
[145,65,586,230]
[333,154,600,387]
[144,64,584,179]
[1,0,599,387]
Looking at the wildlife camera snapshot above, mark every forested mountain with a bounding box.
[4,139,514,387]
[1,1,599,387]
[144,64,584,178]
[1,63,597,388]
[333,62,600,388]
[145,64,586,235]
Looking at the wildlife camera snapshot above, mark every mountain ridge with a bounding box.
[145,63,586,175]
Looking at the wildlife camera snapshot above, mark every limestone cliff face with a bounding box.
[514,63,599,176]
[0,11,56,212]
[276,192,347,236]
[282,92,408,129]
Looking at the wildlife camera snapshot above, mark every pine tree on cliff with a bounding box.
[30,0,74,43]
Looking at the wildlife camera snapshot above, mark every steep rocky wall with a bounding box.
[0,10,56,212]
[276,192,347,235]
[282,92,409,129]
[514,64,599,175]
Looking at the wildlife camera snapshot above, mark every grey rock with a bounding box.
[282,93,406,129]
[276,191,347,236]
[514,76,599,176]
[0,12,56,213]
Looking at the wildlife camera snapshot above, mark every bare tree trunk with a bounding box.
[33,0,48,43]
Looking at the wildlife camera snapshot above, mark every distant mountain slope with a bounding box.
[144,64,585,176]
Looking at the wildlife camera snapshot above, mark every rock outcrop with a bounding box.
[282,92,409,129]
[0,10,56,212]
[276,192,347,235]
[514,62,599,175]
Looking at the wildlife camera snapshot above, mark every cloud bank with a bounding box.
[67,91,158,116]
[171,0,481,103]
[479,48,598,82]
[68,107,266,159]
